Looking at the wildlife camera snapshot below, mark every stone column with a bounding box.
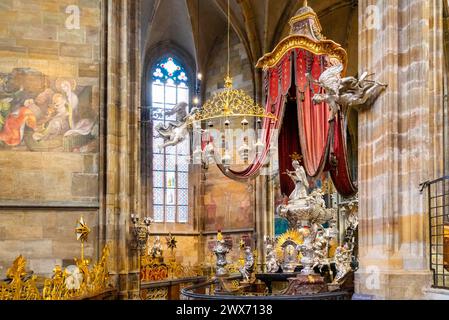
[103,0,141,300]
[254,168,275,270]
[356,0,444,299]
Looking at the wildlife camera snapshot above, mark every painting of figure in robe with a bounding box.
[0,68,98,152]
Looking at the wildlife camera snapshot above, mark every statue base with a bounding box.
[283,274,327,295]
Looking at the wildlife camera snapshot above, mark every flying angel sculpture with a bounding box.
[308,64,388,122]
[154,102,198,150]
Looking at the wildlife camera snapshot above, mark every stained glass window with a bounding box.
[151,56,190,223]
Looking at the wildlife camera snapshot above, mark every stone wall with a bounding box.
[199,165,255,265]
[0,210,97,278]
[146,235,200,267]
[0,0,101,278]
[204,31,253,99]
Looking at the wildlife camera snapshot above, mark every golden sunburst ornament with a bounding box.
[75,217,90,242]
[289,152,303,162]
[275,229,304,258]
[166,233,177,251]
[75,216,91,263]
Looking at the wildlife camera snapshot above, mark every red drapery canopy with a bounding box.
[213,49,357,197]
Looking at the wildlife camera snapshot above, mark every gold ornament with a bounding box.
[75,216,90,242]
[189,76,276,124]
[256,36,347,72]
[289,152,303,162]
[166,233,177,251]
[0,256,40,300]
[75,216,91,266]
[142,287,168,300]
[256,3,347,72]
[0,244,111,300]
[190,0,276,125]
[275,229,304,258]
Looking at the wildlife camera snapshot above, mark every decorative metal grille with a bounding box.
[422,177,449,289]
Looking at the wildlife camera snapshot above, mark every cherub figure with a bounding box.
[333,244,353,283]
[264,236,279,273]
[154,102,198,150]
[150,236,163,258]
[309,64,387,122]
[312,230,330,274]
[239,246,255,282]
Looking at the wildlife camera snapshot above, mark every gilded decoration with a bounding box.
[289,3,323,39]
[188,77,276,124]
[275,229,303,259]
[186,0,276,130]
[140,257,203,282]
[0,256,40,300]
[256,36,347,73]
[256,2,347,73]
[0,245,111,300]
[140,236,204,282]
[142,287,168,300]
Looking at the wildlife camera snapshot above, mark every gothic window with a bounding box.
[151,56,190,223]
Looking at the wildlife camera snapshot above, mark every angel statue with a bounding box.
[150,236,163,259]
[333,243,353,283]
[239,246,255,283]
[264,236,279,273]
[284,159,309,202]
[154,102,198,150]
[312,230,331,275]
[308,64,387,122]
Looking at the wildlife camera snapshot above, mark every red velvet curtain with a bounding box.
[294,49,356,197]
[278,99,300,197]
[295,49,330,178]
[328,115,358,196]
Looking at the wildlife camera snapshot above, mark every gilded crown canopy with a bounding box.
[256,2,347,73]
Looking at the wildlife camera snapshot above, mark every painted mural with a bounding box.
[203,182,254,231]
[0,68,98,153]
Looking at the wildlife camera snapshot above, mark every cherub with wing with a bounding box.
[154,102,198,150]
[309,64,387,122]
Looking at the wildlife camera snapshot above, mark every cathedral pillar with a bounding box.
[102,0,141,300]
[356,0,444,299]
[254,168,275,268]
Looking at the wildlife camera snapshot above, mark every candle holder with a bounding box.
[131,214,153,254]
